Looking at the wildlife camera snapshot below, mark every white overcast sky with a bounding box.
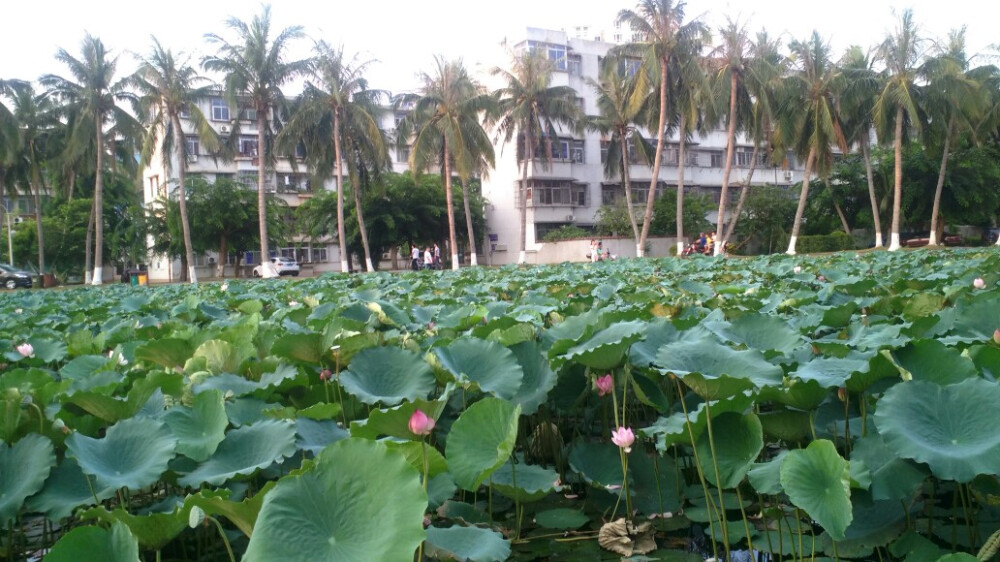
[1,1,996,94]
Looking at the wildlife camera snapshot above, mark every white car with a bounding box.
[253,257,301,277]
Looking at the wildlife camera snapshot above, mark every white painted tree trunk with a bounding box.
[451,253,459,271]
[676,241,685,256]
[365,258,374,272]
[636,244,643,258]
[470,253,478,266]
[340,259,349,273]
[785,236,797,256]
[518,250,526,264]
[888,232,901,251]
[92,266,103,285]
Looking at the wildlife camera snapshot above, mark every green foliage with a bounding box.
[732,185,798,254]
[593,189,713,238]
[794,231,856,253]
[541,225,589,241]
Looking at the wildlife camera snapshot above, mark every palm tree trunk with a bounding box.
[786,147,816,255]
[638,60,670,258]
[829,177,851,235]
[723,143,760,245]
[30,172,44,273]
[333,111,349,273]
[92,115,104,285]
[518,132,532,265]
[714,72,739,256]
[861,135,883,247]
[675,114,687,256]
[619,134,640,254]
[928,118,953,247]
[218,235,228,278]
[888,105,905,251]
[85,197,94,283]
[256,110,270,267]
[352,177,375,272]
[443,137,459,270]
[460,180,478,266]
[173,114,198,283]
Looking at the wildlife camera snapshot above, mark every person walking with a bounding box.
[433,243,441,269]
[423,246,434,269]
[411,244,421,271]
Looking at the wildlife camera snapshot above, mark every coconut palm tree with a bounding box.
[279,42,390,272]
[492,50,581,264]
[133,37,221,283]
[873,9,927,251]
[616,0,708,257]
[920,29,983,246]
[401,57,495,270]
[203,5,309,270]
[40,34,139,284]
[776,31,848,255]
[839,45,886,248]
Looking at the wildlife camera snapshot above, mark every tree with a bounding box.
[133,37,220,283]
[775,31,847,254]
[492,50,581,264]
[203,5,309,271]
[401,57,494,269]
[616,0,707,257]
[873,9,926,251]
[281,42,390,272]
[41,34,140,284]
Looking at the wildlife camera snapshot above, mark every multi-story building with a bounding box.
[480,27,805,264]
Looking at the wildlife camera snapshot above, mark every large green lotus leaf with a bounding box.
[67,417,177,491]
[435,338,523,400]
[567,440,625,490]
[630,319,714,368]
[490,461,561,503]
[890,339,978,385]
[4,337,67,363]
[534,508,590,530]
[184,482,275,538]
[821,493,907,558]
[425,526,511,562]
[295,418,348,455]
[875,378,1000,483]
[758,409,813,442]
[163,389,228,462]
[82,504,190,550]
[193,339,245,374]
[26,457,116,521]
[45,521,140,562]
[748,450,789,495]
[969,345,1000,380]
[630,371,672,412]
[428,473,457,510]
[0,434,55,525]
[850,434,927,501]
[509,341,557,415]
[888,530,946,562]
[655,340,783,397]
[224,397,277,426]
[902,293,946,320]
[446,398,520,491]
[60,355,113,381]
[339,347,435,406]
[695,412,763,489]
[243,439,426,562]
[629,450,681,515]
[562,320,646,370]
[779,439,852,541]
[706,313,804,354]
[271,333,328,364]
[134,338,193,369]
[349,393,449,441]
[641,392,755,450]
[179,419,297,487]
[950,293,1000,341]
[385,440,449,479]
[794,355,871,389]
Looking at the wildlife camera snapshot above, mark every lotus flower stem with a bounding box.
[208,516,236,562]
[842,391,852,456]
[651,453,665,516]
[510,457,522,539]
[84,473,100,506]
[735,488,755,559]
[959,483,975,546]
[831,533,842,562]
[672,377,719,560]
[703,402,732,560]
[417,438,429,561]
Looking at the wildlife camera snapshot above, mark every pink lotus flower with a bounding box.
[793,266,802,274]
[973,277,986,290]
[319,369,332,382]
[611,426,635,453]
[16,343,34,358]
[594,374,613,397]
[408,409,435,436]
[994,329,1000,345]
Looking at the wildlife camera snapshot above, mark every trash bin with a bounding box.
[129,270,148,286]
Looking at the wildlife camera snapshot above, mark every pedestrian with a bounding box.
[411,244,421,271]
[433,243,441,269]
[424,246,434,269]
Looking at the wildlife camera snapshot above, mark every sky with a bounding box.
[1,0,996,95]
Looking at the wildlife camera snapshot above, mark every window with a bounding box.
[240,108,257,122]
[179,107,191,119]
[735,148,766,168]
[517,179,588,207]
[211,98,230,121]
[600,140,610,164]
[571,140,585,163]
[295,143,306,159]
[236,171,257,189]
[710,151,725,168]
[396,145,411,163]
[527,41,567,71]
[239,136,258,157]
[619,58,641,77]
[277,173,310,193]
[185,136,200,158]
[568,54,582,76]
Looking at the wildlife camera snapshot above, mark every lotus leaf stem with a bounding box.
[735,487,755,557]
[673,377,719,560]
[703,400,732,559]
[208,516,236,562]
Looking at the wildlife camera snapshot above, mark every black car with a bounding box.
[0,264,33,289]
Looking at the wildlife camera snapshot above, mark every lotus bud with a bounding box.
[817,275,826,282]
[837,387,847,402]
[793,266,802,274]
[611,426,635,453]
[16,343,34,358]
[594,374,613,397]
[289,300,299,306]
[408,409,435,436]
[973,277,986,290]
[994,329,1000,345]
[319,369,332,382]
[220,283,228,292]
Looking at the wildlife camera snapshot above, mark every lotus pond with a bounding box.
[1,249,999,561]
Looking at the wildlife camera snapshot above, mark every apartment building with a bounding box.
[480,27,804,264]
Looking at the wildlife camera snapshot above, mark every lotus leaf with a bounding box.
[425,526,511,562]
[490,461,561,502]
[45,521,140,562]
[67,417,177,491]
[134,338,193,369]
[243,439,426,562]
[562,320,646,370]
[82,504,190,550]
[890,339,978,385]
[163,389,228,461]
[435,338,523,400]
[385,440,449,478]
[695,411,763,489]
[534,508,590,530]
[446,397,520,491]
[706,313,804,354]
[779,439,852,541]
[850,434,927,501]
[821,493,907,558]
[875,378,1000,482]
[0,434,55,525]
[184,482,276,538]
[349,394,448,441]
[26,457,116,520]
[436,500,491,525]
[339,346,435,405]
[568,441,626,491]
[655,340,783,397]
[271,332,328,364]
[508,341,557,415]
[295,418,348,455]
[179,419,297,487]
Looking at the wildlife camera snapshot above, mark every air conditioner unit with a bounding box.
[12,217,24,224]
[565,214,575,222]
[220,125,229,133]
[493,243,508,252]
[187,154,198,162]
[783,170,793,181]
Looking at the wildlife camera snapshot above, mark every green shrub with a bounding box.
[796,231,855,253]
[541,225,590,242]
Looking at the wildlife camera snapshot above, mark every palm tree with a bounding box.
[839,45,886,248]
[41,34,139,284]
[133,37,220,283]
[776,31,848,255]
[279,42,390,272]
[873,9,926,251]
[920,29,983,246]
[203,5,309,270]
[616,0,707,257]
[492,50,581,264]
[401,57,495,270]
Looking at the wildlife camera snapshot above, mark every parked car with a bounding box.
[252,256,300,277]
[0,264,33,289]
